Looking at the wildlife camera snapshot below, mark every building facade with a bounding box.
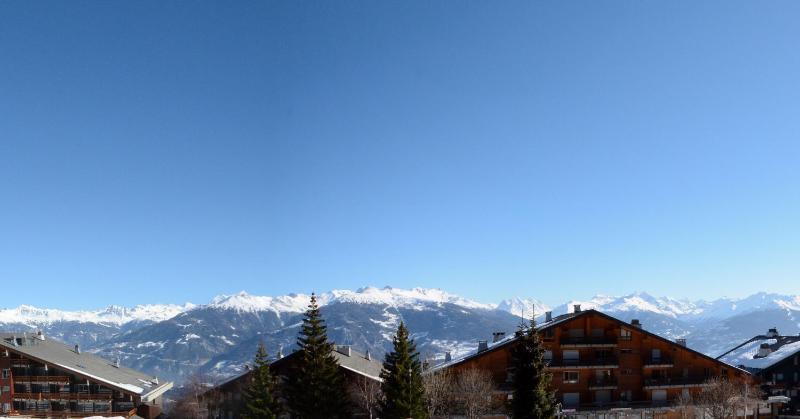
[437,307,751,413]
[0,332,172,418]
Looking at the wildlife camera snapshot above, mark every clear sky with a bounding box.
[1,1,799,309]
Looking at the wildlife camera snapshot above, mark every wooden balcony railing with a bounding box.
[559,337,618,347]
[547,357,619,368]
[12,392,114,400]
[12,409,137,418]
[12,375,71,383]
[642,356,674,367]
[588,376,618,388]
[643,376,709,388]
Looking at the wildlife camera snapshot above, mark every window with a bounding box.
[795,355,798,366]
[620,329,632,341]
[652,348,661,360]
[543,329,554,339]
[652,390,667,402]
[543,350,553,362]
[563,371,579,384]
[620,390,632,402]
[620,348,633,355]
[776,373,784,381]
[563,393,580,407]
[591,328,604,338]
[1,369,9,379]
[794,372,798,383]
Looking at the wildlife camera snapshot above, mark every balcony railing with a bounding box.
[559,337,618,347]
[588,376,618,389]
[12,392,114,401]
[643,356,674,367]
[547,357,619,368]
[12,376,71,383]
[643,376,709,388]
[13,409,137,418]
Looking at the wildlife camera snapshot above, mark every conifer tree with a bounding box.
[509,313,557,419]
[285,293,350,419]
[242,341,280,419]
[379,321,428,419]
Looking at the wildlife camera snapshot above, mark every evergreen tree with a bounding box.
[285,293,350,419]
[242,342,280,419]
[509,314,557,419]
[379,322,428,419]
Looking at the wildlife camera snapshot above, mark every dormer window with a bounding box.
[620,329,632,341]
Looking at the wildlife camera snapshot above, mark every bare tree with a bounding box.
[351,375,382,419]
[693,376,763,419]
[454,368,494,419]
[423,368,454,418]
[171,372,214,419]
[674,392,696,419]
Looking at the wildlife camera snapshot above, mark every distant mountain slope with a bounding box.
[2,287,799,384]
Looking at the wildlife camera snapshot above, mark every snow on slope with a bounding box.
[495,297,550,319]
[209,286,495,313]
[0,303,195,326]
[534,291,800,320]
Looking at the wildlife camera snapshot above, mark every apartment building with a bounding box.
[436,306,751,413]
[0,332,172,418]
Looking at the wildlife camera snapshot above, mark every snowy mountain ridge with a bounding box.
[0,303,196,327]
[3,288,800,326]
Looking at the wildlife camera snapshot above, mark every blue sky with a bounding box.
[1,1,799,309]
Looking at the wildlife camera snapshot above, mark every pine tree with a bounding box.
[379,321,428,419]
[242,342,280,419]
[509,315,557,419]
[285,293,350,419]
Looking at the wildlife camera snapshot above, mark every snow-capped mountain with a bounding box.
[0,303,195,326]
[2,287,799,384]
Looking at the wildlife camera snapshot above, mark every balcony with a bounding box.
[12,376,71,383]
[588,376,618,389]
[642,356,674,368]
[12,392,114,401]
[559,337,618,348]
[643,376,709,389]
[547,357,619,369]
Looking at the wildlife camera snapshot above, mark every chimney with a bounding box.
[74,344,81,354]
[573,304,581,313]
[756,343,772,358]
[767,328,779,338]
[675,338,687,347]
[492,332,506,343]
[114,357,120,368]
[365,350,371,361]
[477,340,489,353]
[12,335,18,347]
[631,319,641,329]
[36,331,45,341]
[444,351,452,362]
[336,345,352,357]
[278,345,284,359]
[545,311,552,322]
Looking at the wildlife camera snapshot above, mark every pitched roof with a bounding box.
[717,334,800,371]
[0,332,173,402]
[273,345,383,381]
[210,345,383,393]
[432,310,583,370]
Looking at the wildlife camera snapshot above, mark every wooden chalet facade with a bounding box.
[437,306,751,413]
[0,332,172,418]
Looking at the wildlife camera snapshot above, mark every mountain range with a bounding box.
[2,287,799,384]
